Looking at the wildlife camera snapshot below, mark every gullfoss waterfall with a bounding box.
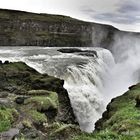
[0,46,140,132]
[63,49,115,132]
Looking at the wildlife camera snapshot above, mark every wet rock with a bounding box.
[0,128,19,140]
[45,108,57,122]
[129,85,137,90]
[58,48,83,53]
[78,51,97,57]
[58,48,98,57]
[0,91,9,98]
[15,128,46,140]
[15,97,29,104]
[0,98,12,107]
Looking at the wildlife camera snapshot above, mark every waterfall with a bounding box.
[0,35,140,133]
[0,47,117,132]
[63,49,115,132]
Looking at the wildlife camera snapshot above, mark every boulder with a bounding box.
[0,92,9,98]
[0,128,19,140]
[15,97,29,104]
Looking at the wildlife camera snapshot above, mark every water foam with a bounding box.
[64,49,115,132]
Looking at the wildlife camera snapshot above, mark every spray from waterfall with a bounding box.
[103,32,140,101]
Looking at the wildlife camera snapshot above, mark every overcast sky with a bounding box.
[0,0,140,32]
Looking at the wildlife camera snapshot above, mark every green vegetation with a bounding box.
[27,89,54,96]
[25,93,59,111]
[0,107,18,132]
[2,61,32,71]
[44,122,81,140]
[28,110,47,124]
[73,84,140,140]
[73,130,140,140]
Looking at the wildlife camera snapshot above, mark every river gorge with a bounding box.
[0,46,140,133]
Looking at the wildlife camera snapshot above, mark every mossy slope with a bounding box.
[0,61,78,140]
[73,84,140,140]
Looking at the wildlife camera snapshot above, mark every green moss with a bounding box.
[27,90,53,96]
[74,130,140,140]
[22,119,32,128]
[0,107,18,132]
[53,124,74,134]
[73,83,140,140]
[25,92,59,111]
[3,62,28,71]
[45,122,80,139]
[28,110,47,124]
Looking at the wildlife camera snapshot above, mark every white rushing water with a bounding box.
[0,46,140,132]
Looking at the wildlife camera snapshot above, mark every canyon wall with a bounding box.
[0,9,117,47]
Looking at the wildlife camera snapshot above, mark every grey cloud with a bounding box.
[118,0,140,13]
[95,13,138,24]
[82,0,140,24]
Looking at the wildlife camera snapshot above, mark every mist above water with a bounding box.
[105,33,140,99]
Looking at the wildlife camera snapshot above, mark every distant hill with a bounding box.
[0,9,139,48]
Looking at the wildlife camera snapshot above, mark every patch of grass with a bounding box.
[74,129,140,140]
[73,83,140,140]
[28,110,47,124]
[25,92,59,111]
[22,119,32,128]
[3,62,28,71]
[45,122,80,139]
[27,90,53,96]
[0,107,18,132]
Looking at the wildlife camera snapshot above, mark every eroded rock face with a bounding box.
[58,48,98,57]
[0,61,78,140]
[0,9,118,47]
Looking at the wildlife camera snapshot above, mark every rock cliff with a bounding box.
[0,9,117,47]
[0,9,140,49]
[0,61,80,140]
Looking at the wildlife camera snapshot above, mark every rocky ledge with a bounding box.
[58,48,97,57]
[0,61,80,140]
